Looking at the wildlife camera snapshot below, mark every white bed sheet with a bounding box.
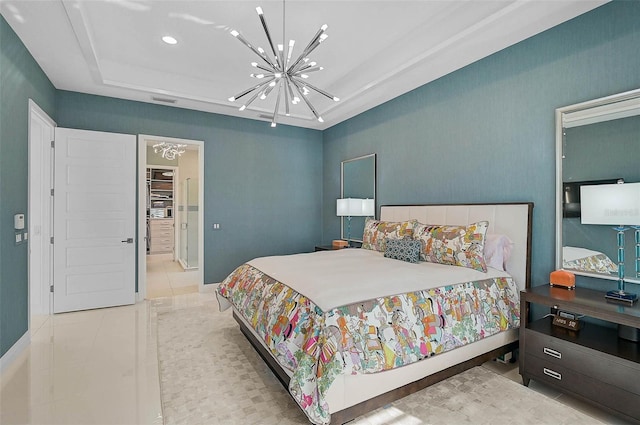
[248,248,510,312]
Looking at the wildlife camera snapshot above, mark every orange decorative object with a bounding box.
[332,240,348,248]
[550,270,576,289]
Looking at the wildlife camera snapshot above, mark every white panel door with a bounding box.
[53,128,136,313]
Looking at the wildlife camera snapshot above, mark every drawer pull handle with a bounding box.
[543,368,562,381]
[543,347,561,359]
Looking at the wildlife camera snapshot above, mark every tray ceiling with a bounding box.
[1,0,607,129]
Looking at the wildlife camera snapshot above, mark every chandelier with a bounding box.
[153,142,187,160]
[228,5,339,127]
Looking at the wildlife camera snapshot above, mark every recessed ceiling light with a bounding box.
[162,35,178,45]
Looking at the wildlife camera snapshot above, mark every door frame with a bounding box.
[137,135,204,300]
[28,99,56,319]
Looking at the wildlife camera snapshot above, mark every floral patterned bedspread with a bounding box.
[563,253,618,274]
[217,262,520,425]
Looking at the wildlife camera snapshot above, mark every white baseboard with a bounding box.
[0,331,30,376]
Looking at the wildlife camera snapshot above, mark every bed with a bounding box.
[562,246,617,274]
[217,203,533,424]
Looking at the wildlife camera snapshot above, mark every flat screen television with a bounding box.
[563,178,623,218]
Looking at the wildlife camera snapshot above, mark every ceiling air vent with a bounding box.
[152,96,177,104]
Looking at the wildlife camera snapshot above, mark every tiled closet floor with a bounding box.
[146,254,199,299]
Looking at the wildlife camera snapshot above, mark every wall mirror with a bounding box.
[341,153,376,243]
[556,88,640,284]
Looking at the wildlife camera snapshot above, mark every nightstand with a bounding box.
[314,245,344,251]
[519,285,640,424]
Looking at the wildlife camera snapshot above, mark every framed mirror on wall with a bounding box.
[341,154,376,243]
[555,88,640,285]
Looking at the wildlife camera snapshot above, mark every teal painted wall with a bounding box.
[322,1,640,292]
[3,0,640,359]
[0,16,56,357]
[55,91,323,285]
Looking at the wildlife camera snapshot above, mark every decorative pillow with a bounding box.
[362,218,417,252]
[384,237,421,263]
[484,234,514,271]
[413,221,489,272]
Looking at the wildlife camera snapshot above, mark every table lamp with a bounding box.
[580,182,640,303]
[337,198,373,247]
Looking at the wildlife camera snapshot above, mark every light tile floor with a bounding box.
[0,293,216,425]
[0,292,633,425]
[146,254,199,299]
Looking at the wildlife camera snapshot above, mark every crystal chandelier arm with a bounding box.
[291,77,339,101]
[153,142,164,153]
[290,78,323,122]
[231,30,274,69]
[153,143,186,160]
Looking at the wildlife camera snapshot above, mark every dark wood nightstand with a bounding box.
[519,285,640,424]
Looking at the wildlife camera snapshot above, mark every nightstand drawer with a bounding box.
[525,327,640,395]
[524,353,640,419]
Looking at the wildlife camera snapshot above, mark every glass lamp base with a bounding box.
[605,290,638,304]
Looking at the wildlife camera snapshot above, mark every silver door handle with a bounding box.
[121,238,134,243]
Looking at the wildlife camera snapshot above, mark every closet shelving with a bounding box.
[146,168,174,254]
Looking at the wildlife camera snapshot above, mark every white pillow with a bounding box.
[484,234,513,271]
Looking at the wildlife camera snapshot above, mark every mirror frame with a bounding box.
[341,153,377,243]
[555,87,640,283]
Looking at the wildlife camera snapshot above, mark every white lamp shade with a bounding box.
[580,182,640,226]
[362,198,375,216]
[337,198,373,217]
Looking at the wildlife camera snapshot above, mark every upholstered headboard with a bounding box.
[380,203,533,290]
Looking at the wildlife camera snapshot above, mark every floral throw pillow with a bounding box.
[362,218,417,252]
[384,238,421,263]
[413,221,489,272]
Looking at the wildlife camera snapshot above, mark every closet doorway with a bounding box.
[137,135,204,299]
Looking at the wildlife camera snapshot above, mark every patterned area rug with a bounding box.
[156,304,602,425]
